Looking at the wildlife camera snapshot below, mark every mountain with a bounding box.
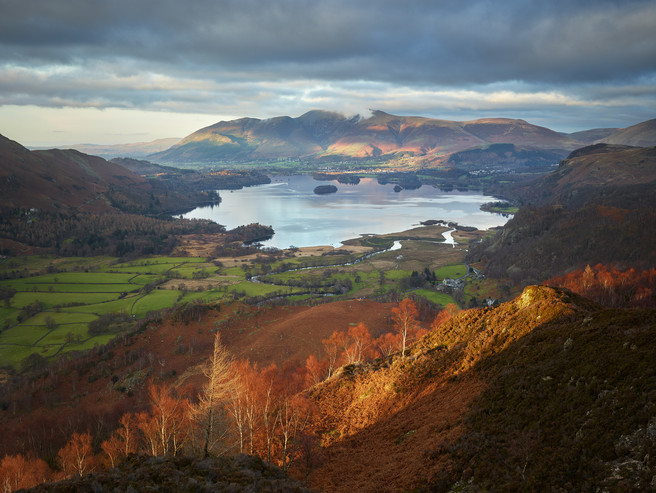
[149,110,583,166]
[468,144,656,282]
[110,157,195,176]
[566,127,618,144]
[516,144,656,207]
[31,137,182,160]
[0,134,150,213]
[446,143,564,171]
[598,118,656,147]
[0,134,226,256]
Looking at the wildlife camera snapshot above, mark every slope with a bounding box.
[0,134,228,256]
[0,134,149,213]
[467,144,656,282]
[598,118,656,147]
[307,286,656,492]
[32,137,182,160]
[149,110,583,166]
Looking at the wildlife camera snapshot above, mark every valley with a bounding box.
[0,115,655,492]
[0,224,497,370]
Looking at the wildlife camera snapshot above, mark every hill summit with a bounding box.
[149,110,582,165]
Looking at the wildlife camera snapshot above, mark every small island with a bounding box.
[314,185,338,195]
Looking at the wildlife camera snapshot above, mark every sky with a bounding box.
[0,0,655,146]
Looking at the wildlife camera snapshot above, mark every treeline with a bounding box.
[104,185,221,216]
[546,264,656,308]
[111,159,271,192]
[0,210,224,257]
[223,223,274,245]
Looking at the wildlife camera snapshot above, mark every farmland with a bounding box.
[0,225,499,368]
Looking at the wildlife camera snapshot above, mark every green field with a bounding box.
[435,264,468,279]
[0,255,224,368]
[411,289,456,307]
[0,235,488,368]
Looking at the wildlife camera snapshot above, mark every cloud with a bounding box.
[0,0,654,140]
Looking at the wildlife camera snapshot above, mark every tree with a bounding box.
[375,331,402,357]
[345,322,373,364]
[0,454,50,492]
[275,395,312,472]
[431,303,460,330]
[100,434,124,468]
[228,360,257,454]
[116,412,139,457]
[259,364,279,464]
[190,333,237,458]
[138,383,189,457]
[305,354,328,386]
[322,331,347,377]
[392,298,421,354]
[57,432,94,478]
[100,412,139,467]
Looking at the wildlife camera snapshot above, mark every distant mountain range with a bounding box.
[30,137,181,160]
[148,111,656,167]
[26,113,656,169]
[149,110,582,165]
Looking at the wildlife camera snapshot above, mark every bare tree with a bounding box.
[191,333,237,458]
[392,298,421,355]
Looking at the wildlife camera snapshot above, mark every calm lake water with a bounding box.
[181,175,509,248]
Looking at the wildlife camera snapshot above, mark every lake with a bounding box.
[180,175,509,248]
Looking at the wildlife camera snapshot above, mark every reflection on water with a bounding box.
[181,175,508,248]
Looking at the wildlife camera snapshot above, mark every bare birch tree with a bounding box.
[191,332,237,458]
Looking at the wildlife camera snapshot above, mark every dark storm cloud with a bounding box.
[0,0,654,131]
[2,0,654,84]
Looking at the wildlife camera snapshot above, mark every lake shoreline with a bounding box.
[181,175,509,249]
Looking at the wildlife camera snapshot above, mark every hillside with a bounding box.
[0,299,396,459]
[446,143,563,172]
[567,127,618,144]
[0,134,150,213]
[0,134,224,217]
[110,157,193,176]
[26,455,312,492]
[598,118,656,147]
[307,286,656,492]
[110,157,271,191]
[0,134,227,256]
[5,286,654,492]
[149,110,582,166]
[467,144,656,282]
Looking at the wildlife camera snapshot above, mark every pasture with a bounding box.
[0,226,492,368]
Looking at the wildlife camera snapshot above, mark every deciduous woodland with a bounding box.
[0,298,451,490]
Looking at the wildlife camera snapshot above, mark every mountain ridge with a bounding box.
[149,110,584,165]
[0,134,150,213]
[29,137,182,160]
[598,118,656,147]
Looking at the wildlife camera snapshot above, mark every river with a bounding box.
[180,175,508,248]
